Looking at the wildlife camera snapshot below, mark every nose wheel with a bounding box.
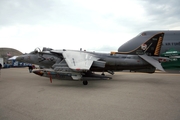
[83,80,88,85]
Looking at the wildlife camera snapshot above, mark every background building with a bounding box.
[0,47,23,64]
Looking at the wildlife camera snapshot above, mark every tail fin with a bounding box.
[111,33,164,56]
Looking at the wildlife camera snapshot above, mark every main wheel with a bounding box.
[83,81,88,85]
[101,73,105,76]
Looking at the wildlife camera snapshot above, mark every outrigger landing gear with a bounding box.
[83,80,88,85]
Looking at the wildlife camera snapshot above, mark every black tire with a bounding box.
[83,81,88,85]
[101,73,105,76]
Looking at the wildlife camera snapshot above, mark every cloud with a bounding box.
[0,0,54,27]
[0,0,180,53]
[139,0,180,29]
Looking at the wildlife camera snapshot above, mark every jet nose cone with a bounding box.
[16,56,24,62]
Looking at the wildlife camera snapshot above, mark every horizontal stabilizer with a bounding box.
[139,55,165,72]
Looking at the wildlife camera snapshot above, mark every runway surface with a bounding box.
[0,68,180,120]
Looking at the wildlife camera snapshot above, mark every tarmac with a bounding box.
[0,68,180,120]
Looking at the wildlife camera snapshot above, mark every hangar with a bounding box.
[0,47,23,65]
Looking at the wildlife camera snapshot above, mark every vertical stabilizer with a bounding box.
[112,33,164,56]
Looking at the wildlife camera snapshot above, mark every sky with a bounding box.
[0,0,180,53]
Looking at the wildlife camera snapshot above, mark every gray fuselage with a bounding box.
[16,51,156,73]
[118,30,180,53]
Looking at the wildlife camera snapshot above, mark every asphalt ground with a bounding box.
[0,68,180,120]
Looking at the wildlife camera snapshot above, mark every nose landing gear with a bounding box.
[83,80,88,85]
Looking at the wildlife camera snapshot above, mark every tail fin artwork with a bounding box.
[111,33,164,56]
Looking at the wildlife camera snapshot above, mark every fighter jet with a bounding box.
[16,32,169,85]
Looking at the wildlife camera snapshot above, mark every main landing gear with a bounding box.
[101,72,105,76]
[83,80,88,85]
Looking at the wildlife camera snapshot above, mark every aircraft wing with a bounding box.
[139,55,165,72]
[50,50,104,80]
[62,51,99,71]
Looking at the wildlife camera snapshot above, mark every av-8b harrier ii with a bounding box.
[16,33,169,85]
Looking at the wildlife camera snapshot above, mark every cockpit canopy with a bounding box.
[42,47,53,51]
[29,47,53,54]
